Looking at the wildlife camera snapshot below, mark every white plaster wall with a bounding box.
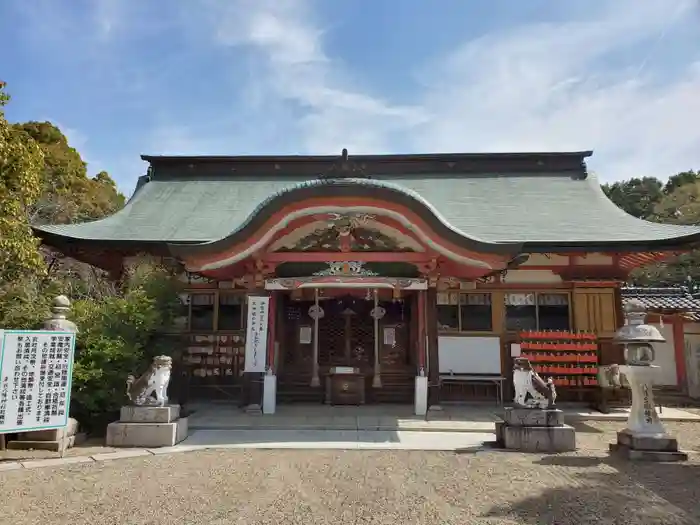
[649,324,677,386]
[502,269,563,284]
[683,323,700,398]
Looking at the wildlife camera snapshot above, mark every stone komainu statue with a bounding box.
[512,356,557,409]
[126,355,173,407]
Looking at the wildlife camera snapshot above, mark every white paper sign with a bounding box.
[244,296,270,373]
[299,326,312,345]
[0,330,76,434]
[383,327,396,346]
[510,343,522,357]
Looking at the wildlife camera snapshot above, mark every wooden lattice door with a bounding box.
[318,296,374,369]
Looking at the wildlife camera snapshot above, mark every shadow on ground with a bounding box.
[570,421,606,433]
[483,457,700,524]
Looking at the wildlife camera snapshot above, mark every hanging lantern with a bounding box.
[308,305,325,320]
[370,306,386,320]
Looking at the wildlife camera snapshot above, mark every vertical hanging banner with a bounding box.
[0,330,77,433]
[244,296,270,373]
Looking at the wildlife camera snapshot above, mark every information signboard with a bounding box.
[0,330,76,434]
[244,296,270,373]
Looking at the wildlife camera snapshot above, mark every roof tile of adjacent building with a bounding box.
[621,287,700,312]
[32,151,700,250]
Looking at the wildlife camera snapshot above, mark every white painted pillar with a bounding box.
[263,370,277,414]
[372,288,382,388]
[311,288,321,387]
[415,375,428,416]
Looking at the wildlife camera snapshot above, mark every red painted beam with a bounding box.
[262,251,432,263]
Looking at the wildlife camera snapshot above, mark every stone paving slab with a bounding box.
[0,461,23,471]
[187,404,700,433]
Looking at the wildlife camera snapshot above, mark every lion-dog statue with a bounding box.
[126,355,173,406]
[513,357,557,409]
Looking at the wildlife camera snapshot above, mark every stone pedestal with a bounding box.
[9,418,85,453]
[608,365,687,462]
[496,407,575,453]
[610,430,688,462]
[106,405,188,448]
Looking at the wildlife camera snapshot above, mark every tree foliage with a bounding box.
[0,82,46,283]
[69,261,183,431]
[16,121,125,224]
[602,171,700,286]
[0,83,183,434]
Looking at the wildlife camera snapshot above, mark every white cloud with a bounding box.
[174,0,428,155]
[171,0,700,182]
[16,0,699,185]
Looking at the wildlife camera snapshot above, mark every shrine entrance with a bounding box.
[318,295,375,369]
[275,286,417,404]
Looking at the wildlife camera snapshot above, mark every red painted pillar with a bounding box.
[671,315,687,391]
[266,291,278,373]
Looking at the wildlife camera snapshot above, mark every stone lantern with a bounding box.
[609,299,687,461]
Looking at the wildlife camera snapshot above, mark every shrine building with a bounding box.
[32,150,700,414]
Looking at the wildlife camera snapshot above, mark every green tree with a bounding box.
[16,121,125,224]
[601,177,664,219]
[664,170,699,195]
[0,82,46,283]
[69,261,183,432]
[628,180,700,286]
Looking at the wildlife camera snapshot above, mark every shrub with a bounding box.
[68,261,183,432]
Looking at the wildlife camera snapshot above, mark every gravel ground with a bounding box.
[1,422,700,525]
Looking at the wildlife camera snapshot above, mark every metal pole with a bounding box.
[372,288,382,388]
[311,288,321,387]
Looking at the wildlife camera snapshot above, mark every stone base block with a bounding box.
[8,432,86,452]
[502,407,564,427]
[495,421,505,447]
[18,418,79,441]
[245,404,263,415]
[120,404,180,424]
[503,424,576,452]
[106,417,188,448]
[616,430,679,452]
[609,443,688,462]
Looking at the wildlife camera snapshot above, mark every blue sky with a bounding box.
[2,0,699,192]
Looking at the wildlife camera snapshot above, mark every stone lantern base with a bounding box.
[609,430,688,462]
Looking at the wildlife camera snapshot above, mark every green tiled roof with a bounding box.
[33,172,700,247]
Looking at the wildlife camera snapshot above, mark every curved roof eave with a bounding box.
[167,177,525,257]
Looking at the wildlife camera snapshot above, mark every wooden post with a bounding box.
[311,289,321,387]
[426,287,440,406]
[266,292,278,374]
[417,289,426,375]
[372,288,382,388]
